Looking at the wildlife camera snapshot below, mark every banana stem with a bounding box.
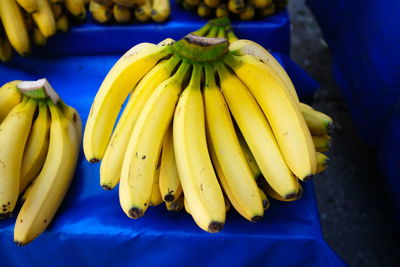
[187,63,203,90]
[17,78,59,104]
[172,59,191,84]
[204,64,217,89]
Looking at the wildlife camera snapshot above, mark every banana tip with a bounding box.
[285,192,297,200]
[14,241,25,247]
[129,208,143,219]
[101,185,112,191]
[251,215,262,222]
[164,194,175,203]
[89,158,100,163]
[208,222,224,233]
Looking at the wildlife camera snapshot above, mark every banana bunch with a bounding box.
[0,79,82,246]
[89,0,170,24]
[0,0,88,62]
[177,0,287,20]
[83,29,332,232]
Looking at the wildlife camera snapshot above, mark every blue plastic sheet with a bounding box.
[0,51,343,265]
[307,0,400,221]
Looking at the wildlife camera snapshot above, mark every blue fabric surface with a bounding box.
[0,51,342,265]
[306,0,400,221]
[31,4,290,56]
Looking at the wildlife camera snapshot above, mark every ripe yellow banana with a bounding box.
[64,0,86,19]
[20,101,50,194]
[0,80,23,123]
[32,27,47,46]
[113,4,132,23]
[239,3,255,20]
[300,103,334,135]
[83,42,172,163]
[228,39,300,103]
[56,14,69,33]
[0,35,13,62]
[224,54,316,180]
[258,187,270,210]
[204,64,264,222]
[134,0,151,22]
[215,62,299,198]
[0,98,36,217]
[227,0,245,14]
[183,195,191,215]
[165,194,184,212]
[59,101,82,143]
[150,163,163,206]
[100,55,181,190]
[32,0,57,38]
[20,177,36,204]
[16,0,38,13]
[89,1,112,23]
[197,2,212,17]
[151,0,170,22]
[119,61,190,219]
[173,64,225,233]
[215,4,229,18]
[261,181,303,202]
[0,0,31,56]
[312,134,332,153]
[316,152,330,174]
[14,102,80,246]
[159,123,182,202]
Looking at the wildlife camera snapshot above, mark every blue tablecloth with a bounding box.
[307,0,400,222]
[0,8,343,265]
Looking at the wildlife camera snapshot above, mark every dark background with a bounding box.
[288,1,400,266]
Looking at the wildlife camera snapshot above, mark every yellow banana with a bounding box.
[204,64,264,222]
[20,177,36,204]
[119,61,190,219]
[229,39,300,103]
[83,42,172,163]
[300,103,334,135]
[64,0,86,19]
[250,0,271,9]
[224,54,316,180]
[316,152,330,174]
[16,0,38,13]
[259,2,276,17]
[204,0,219,8]
[215,62,299,198]
[150,163,163,206]
[173,64,225,233]
[59,101,82,143]
[0,0,31,56]
[100,55,181,190]
[89,1,112,23]
[183,195,191,214]
[227,0,245,14]
[20,101,50,194]
[0,98,36,217]
[151,0,170,22]
[312,134,332,153]
[239,3,255,20]
[32,27,47,46]
[215,4,228,18]
[56,14,69,33]
[0,35,13,62]
[32,0,57,38]
[0,81,23,123]
[159,123,182,202]
[258,187,270,210]
[197,2,212,17]
[165,194,184,212]
[134,0,151,22]
[261,181,303,202]
[113,4,132,23]
[14,102,80,246]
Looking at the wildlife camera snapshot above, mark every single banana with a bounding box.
[229,39,300,103]
[312,134,332,153]
[204,0,220,8]
[0,35,13,62]
[159,123,182,202]
[20,101,50,194]
[258,187,270,210]
[59,101,82,143]
[224,53,317,180]
[0,98,37,217]
[20,177,36,204]
[0,80,23,123]
[197,2,212,17]
[113,4,132,23]
[215,62,299,198]
[227,0,245,14]
[316,152,330,174]
[56,14,69,33]
[83,42,172,163]
[64,0,86,19]
[32,27,47,46]
[119,61,190,219]
[204,64,264,222]
[260,179,303,202]
[183,195,191,214]
[165,194,184,212]
[151,0,170,23]
[134,0,151,22]
[14,102,80,246]
[15,0,38,13]
[100,55,181,190]
[215,4,228,18]
[239,3,255,20]
[32,0,57,38]
[0,0,31,56]
[150,163,163,206]
[89,1,112,23]
[300,103,334,135]
[173,64,226,233]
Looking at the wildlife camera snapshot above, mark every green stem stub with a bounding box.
[172,34,229,63]
[17,78,60,104]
